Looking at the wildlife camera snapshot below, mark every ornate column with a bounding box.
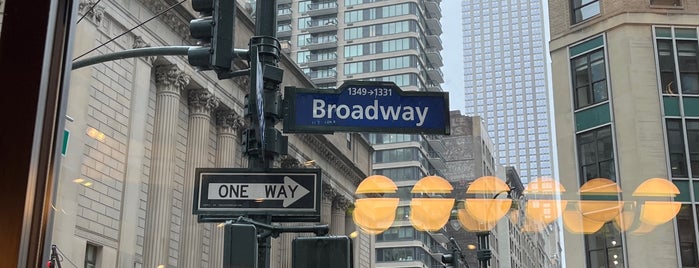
[180,89,219,267]
[116,36,156,267]
[331,196,350,235]
[321,181,335,226]
[209,109,242,268]
[143,64,190,268]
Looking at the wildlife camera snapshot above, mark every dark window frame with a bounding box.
[585,222,624,268]
[667,119,688,177]
[686,120,699,177]
[85,243,100,268]
[677,205,699,267]
[571,0,601,24]
[577,126,615,183]
[650,0,682,6]
[655,27,699,95]
[677,40,699,94]
[571,48,608,109]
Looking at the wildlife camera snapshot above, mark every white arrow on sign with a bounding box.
[207,176,311,207]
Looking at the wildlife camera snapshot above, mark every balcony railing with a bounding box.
[426,50,443,67]
[427,68,444,84]
[277,8,292,21]
[303,36,338,50]
[277,24,292,37]
[306,19,338,33]
[425,34,442,50]
[306,1,338,16]
[424,1,441,19]
[306,69,337,83]
[425,18,442,35]
[305,53,338,68]
[425,135,446,152]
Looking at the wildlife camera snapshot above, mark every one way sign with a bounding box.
[193,168,321,220]
[207,176,310,207]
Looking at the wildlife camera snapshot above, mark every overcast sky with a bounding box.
[440,1,465,114]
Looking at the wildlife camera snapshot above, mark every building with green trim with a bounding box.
[548,0,699,267]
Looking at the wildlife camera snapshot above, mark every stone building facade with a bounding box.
[549,0,699,267]
[51,0,373,267]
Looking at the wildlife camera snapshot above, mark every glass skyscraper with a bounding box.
[461,0,551,183]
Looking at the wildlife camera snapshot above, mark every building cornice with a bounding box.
[550,12,699,52]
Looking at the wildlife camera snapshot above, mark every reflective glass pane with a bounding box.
[577,86,591,108]
[682,73,699,94]
[593,82,608,102]
[591,60,606,82]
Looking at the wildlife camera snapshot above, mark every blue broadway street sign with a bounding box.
[193,168,321,221]
[283,81,450,135]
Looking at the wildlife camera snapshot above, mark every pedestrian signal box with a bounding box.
[292,236,352,268]
[224,223,258,268]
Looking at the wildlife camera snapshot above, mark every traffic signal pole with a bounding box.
[244,0,285,170]
[245,1,283,268]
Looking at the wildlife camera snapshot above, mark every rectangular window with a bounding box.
[297,51,309,64]
[585,223,624,268]
[571,0,600,24]
[298,17,310,29]
[85,244,100,268]
[655,27,699,95]
[345,10,362,23]
[572,48,608,109]
[375,167,424,182]
[657,39,678,94]
[667,119,688,177]
[577,126,615,182]
[297,34,310,47]
[277,23,291,33]
[651,0,681,6]
[678,205,699,267]
[687,121,699,177]
[678,40,699,94]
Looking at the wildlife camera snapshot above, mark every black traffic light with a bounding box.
[292,236,352,268]
[442,253,455,266]
[223,223,258,268]
[188,0,235,76]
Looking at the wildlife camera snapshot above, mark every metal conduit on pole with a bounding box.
[244,1,283,268]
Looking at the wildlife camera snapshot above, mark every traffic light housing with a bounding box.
[223,223,258,268]
[188,0,235,76]
[292,236,352,268]
[442,253,455,266]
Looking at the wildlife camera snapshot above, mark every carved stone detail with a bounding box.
[333,195,351,211]
[188,89,220,115]
[232,76,250,92]
[132,36,157,64]
[279,155,302,169]
[139,0,191,40]
[322,181,336,202]
[216,110,243,130]
[299,134,364,185]
[78,0,105,24]
[132,35,150,49]
[155,64,190,94]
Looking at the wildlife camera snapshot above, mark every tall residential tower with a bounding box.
[272,1,447,267]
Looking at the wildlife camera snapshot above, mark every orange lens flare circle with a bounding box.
[633,178,681,226]
[578,178,622,223]
[353,175,400,234]
[409,176,454,231]
[353,198,399,234]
